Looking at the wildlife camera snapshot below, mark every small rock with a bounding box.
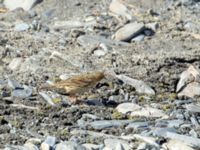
[55,141,86,150]
[178,82,200,98]
[104,138,131,150]
[131,106,167,118]
[163,139,195,150]
[185,104,200,113]
[126,122,149,129]
[145,22,159,31]
[89,120,135,130]
[176,65,200,93]
[115,143,125,150]
[131,34,145,42]
[7,79,22,89]
[109,0,132,20]
[14,23,30,32]
[152,127,177,137]
[12,85,32,98]
[93,49,107,57]
[116,74,155,95]
[116,103,141,114]
[24,143,39,150]
[26,138,42,145]
[167,120,184,128]
[82,143,101,150]
[114,22,145,42]
[4,0,40,11]
[39,92,55,106]
[137,143,147,150]
[8,58,23,71]
[44,136,56,147]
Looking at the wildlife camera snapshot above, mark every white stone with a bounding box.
[8,58,23,71]
[109,0,132,20]
[4,0,39,11]
[131,106,167,118]
[116,103,141,114]
[104,138,131,150]
[114,22,145,41]
[163,139,195,150]
[178,82,200,98]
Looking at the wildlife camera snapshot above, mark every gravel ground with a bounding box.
[1,0,200,149]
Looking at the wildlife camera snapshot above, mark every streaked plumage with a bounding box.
[39,71,105,96]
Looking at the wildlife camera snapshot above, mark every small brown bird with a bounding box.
[39,71,105,103]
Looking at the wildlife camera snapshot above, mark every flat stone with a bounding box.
[14,23,29,32]
[104,138,131,150]
[131,34,145,42]
[77,35,129,48]
[8,58,23,71]
[114,22,145,42]
[163,139,195,150]
[4,0,40,11]
[12,86,32,98]
[44,136,56,147]
[178,82,200,98]
[167,119,184,128]
[82,143,101,150]
[131,106,167,118]
[89,120,135,130]
[116,103,141,114]
[152,127,177,137]
[55,141,86,150]
[7,79,22,89]
[185,104,200,113]
[126,122,149,129]
[109,0,132,20]
[116,75,155,95]
[24,143,39,150]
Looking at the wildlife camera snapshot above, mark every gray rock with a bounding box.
[39,92,55,106]
[45,136,56,147]
[7,79,22,89]
[115,143,125,150]
[167,120,184,128]
[77,35,129,48]
[93,49,107,57]
[131,34,145,42]
[185,104,200,113]
[164,132,200,147]
[116,75,155,95]
[89,120,135,130]
[8,58,23,71]
[114,22,145,41]
[163,139,195,150]
[24,143,39,150]
[55,141,86,150]
[152,127,177,137]
[104,138,131,150]
[82,143,101,150]
[14,23,30,32]
[126,122,149,129]
[116,103,142,114]
[12,86,32,98]
[4,0,40,11]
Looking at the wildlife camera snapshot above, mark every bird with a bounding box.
[39,71,105,104]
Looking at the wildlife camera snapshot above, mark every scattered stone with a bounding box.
[24,143,39,150]
[115,143,125,150]
[12,85,32,98]
[104,138,131,150]
[7,79,22,89]
[4,0,41,11]
[116,74,155,95]
[114,22,145,42]
[89,120,135,130]
[131,106,167,118]
[185,104,200,113]
[55,141,86,150]
[163,139,195,150]
[14,23,30,32]
[109,0,132,20]
[126,122,149,129]
[26,138,42,145]
[39,92,55,106]
[176,65,200,93]
[116,103,141,114]
[82,143,101,150]
[178,82,200,98]
[163,132,200,147]
[131,34,145,42]
[8,58,23,71]
[152,127,177,137]
[133,134,159,148]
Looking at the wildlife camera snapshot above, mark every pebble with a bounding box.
[104,138,131,150]
[163,139,195,150]
[44,136,57,147]
[109,0,132,20]
[131,106,167,118]
[178,82,200,98]
[126,122,149,130]
[8,58,23,71]
[7,79,22,89]
[131,34,145,42]
[89,120,135,130]
[55,141,86,150]
[39,92,55,106]
[14,23,30,32]
[12,85,32,98]
[185,104,200,113]
[24,143,39,150]
[163,132,200,147]
[116,102,141,114]
[82,143,102,150]
[114,22,145,42]
[152,127,177,137]
[115,143,125,150]
[93,49,107,57]
[116,75,155,95]
[167,120,184,128]
[4,0,40,11]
